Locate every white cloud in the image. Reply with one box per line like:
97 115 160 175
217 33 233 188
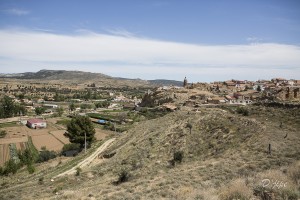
105 28 136 38
4 8 30 16
0 29 299 81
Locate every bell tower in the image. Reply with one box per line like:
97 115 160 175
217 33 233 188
183 77 188 88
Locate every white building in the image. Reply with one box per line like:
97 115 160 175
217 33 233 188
27 118 47 129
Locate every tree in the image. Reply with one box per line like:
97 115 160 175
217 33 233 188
56 107 64 117
0 96 15 118
14 103 27 116
37 148 57 162
65 115 96 148
35 107 46 115
2 159 19 175
18 148 36 165
69 102 76 112
18 93 25 99
95 101 110 108
257 85 261 92
186 123 193 134
0 130 7 138
62 143 81 152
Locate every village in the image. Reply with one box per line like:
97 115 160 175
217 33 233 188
0 76 300 167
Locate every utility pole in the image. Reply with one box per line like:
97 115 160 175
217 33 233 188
84 132 87 154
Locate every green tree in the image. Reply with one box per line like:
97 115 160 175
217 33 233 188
69 102 76 112
0 130 7 138
62 143 81 152
18 93 25 99
0 96 15 118
65 115 96 148
257 85 262 92
37 148 57 163
56 107 64 117
2 159 19 175
54 92 65 102
84 90 92 100
94 101 110 108
186 123 193 134
18 148 36 165
14 103 27 116
35 107 46 115
80 103 94 110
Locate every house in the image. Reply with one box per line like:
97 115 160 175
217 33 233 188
207 96 226 104
271 78 286 84
294 80 300 86
233 93 253 105
43 104 58 109
123 103 136 110
225 95 237 104
27 118 47 129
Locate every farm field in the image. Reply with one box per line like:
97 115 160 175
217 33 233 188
31 133 63 151
0 144 10 166
50 130 70 144
0 117 113 166
2 125 30 138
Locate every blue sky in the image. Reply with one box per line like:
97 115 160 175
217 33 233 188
0 0 300 82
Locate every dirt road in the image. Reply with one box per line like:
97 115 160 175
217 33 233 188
54 138 115 178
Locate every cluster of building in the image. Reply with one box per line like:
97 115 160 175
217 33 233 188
190 77 300 104
142 77 300 110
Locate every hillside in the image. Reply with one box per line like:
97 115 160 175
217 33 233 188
0 70 183 88
0 105 299 199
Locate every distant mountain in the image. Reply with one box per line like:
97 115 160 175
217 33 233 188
0 69 109 80
0 70 182 87
148 79 183 87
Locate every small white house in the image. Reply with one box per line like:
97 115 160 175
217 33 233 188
43 104 58 109
27 118 47 129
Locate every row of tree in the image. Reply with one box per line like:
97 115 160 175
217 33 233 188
0 146 57 176
0 96 27 118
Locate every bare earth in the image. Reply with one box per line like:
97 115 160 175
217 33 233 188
54 138 115 178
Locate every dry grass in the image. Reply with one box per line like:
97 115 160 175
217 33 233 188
219 178 254 200
287 161 300 186
0 105 299 200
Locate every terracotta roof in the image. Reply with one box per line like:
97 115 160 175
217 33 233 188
27 118 45 124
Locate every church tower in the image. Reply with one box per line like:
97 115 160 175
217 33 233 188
183 77 188 88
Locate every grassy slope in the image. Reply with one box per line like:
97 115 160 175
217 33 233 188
0 105 299 199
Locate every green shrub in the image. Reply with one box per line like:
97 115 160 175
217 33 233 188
53 186 63 194
236 107 249 116
38 177 44 184
2 159 20 175
173 151 184 163
0 130 7 138
27 164 35 174
116 168 130 184
62 143 81 152
38 149 57 163
75 167 82 176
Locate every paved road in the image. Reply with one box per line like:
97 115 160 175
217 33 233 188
54 138 115 178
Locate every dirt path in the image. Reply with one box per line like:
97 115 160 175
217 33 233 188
54 138 115 178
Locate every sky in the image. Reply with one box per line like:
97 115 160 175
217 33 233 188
0 0 300 82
